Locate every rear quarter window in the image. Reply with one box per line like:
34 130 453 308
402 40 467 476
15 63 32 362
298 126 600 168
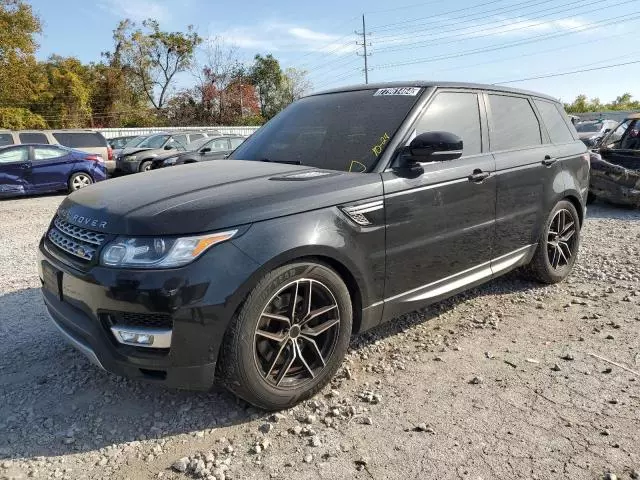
0 133 14 146
534 99 575 144
19 132 49 144
52 132 107 148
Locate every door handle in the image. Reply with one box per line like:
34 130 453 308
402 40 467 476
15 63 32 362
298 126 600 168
542 155 557 166
468 169 490 183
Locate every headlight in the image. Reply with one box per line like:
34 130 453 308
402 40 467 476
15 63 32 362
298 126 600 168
124 155 137 162
164 156 178 165
100 231 237 268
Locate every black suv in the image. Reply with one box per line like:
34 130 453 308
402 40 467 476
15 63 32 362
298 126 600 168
38 82 588 410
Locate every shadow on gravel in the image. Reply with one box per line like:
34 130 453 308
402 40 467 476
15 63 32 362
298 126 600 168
585 201 640 221
0 271 542 460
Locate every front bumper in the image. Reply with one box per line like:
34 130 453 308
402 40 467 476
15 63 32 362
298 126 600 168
115 158 141 174
38 236 260 390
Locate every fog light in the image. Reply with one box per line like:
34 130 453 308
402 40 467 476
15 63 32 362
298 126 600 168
111 326 172 349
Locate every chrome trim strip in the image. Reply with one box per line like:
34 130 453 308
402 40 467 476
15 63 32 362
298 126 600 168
47 313 106 370
385 244 534 303
110 326 172 349
432 150 462 156
385 177 468 198
343 200 383 213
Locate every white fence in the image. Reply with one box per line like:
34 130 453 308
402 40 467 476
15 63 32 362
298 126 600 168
96 126 260 139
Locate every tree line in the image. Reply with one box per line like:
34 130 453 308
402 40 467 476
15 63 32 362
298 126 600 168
0 0 311 129
564 93 640 114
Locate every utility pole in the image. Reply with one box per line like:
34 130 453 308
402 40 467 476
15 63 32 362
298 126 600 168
356 14 372 84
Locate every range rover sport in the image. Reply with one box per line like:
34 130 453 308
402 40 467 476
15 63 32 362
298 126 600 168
38 82 589 410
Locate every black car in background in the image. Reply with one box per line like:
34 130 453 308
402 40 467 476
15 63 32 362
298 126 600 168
150 136 246 169
38 82 588 410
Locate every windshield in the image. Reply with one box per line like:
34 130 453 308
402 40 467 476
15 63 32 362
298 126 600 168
576 122 601 133
124 135 148 148
603 120 631 147
229 88 423 172
137 134 169 149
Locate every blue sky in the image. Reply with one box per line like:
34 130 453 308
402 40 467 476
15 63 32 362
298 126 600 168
30 0 640 104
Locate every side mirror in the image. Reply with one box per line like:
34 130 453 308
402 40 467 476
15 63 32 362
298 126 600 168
407 131 463 161
200 147 211 154
164 144 174 150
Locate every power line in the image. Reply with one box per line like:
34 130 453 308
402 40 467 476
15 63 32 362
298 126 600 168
372 11 640 70
355 15 372 84
495 59 640 85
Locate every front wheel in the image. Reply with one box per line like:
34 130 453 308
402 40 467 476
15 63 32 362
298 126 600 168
68 172 93 192
217 262 353 410
525 200 581 284
139 161 152 172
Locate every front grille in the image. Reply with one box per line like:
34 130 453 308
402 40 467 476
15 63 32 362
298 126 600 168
47 216 106 262
103 311 173 329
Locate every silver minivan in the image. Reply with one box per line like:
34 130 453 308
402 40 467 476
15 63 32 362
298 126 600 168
0 130 114 174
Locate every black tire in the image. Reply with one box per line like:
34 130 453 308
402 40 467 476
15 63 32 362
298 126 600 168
217 262 353 410
525 200 581 284
68 172 93 193
139 161 152 172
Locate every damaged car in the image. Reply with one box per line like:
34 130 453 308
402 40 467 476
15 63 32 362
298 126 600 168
589 114 640 206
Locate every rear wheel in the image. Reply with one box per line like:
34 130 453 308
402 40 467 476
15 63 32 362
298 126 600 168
68 172 93 192
525 200 580 284
139 161 152 172
218 262 352 410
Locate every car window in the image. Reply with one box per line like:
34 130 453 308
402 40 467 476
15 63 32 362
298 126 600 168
19 132 48 144
534 100 575 144
0 134 14 146
488 95 542 151
575 122 600 133
189 134 204 141
172 135 188 147
0 146 29 163
414 91 482 156
620 120 640 150
605 120 630 147
125 136 148 148
210 139 230 151
33 146 66 160
52 132 106 148
138 135 169 149
229 137 245 149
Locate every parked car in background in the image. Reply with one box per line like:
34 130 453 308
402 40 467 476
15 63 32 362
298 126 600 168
575 119 618 147
116 131 221 174
108 135 138 150
150 136 246 169
0 129 114 174
0 144 106 198
39 81 587 410
589 114 640 206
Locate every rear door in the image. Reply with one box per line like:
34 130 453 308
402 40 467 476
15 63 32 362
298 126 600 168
0 146 32 195
30 146 73 192
487 93 561 263
382 89 496 319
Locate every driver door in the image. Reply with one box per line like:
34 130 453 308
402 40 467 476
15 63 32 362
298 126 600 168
382 90 496 321
0 146 32 196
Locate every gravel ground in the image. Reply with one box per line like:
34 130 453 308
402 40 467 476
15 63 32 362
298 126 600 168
1 194 639 480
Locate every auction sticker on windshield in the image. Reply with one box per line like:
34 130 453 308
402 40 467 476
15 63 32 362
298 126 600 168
374 87 420 96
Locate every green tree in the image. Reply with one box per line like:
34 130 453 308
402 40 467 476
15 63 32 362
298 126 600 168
279 67 311 105
0 107 45 128
115 19 201 111
250 54 283 119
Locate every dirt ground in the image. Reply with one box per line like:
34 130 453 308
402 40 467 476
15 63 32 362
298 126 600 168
0 195 639 480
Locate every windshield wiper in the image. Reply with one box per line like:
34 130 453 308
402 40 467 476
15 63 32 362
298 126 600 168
259 158 301 165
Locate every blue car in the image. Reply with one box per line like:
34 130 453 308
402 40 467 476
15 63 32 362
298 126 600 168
0 144 107 198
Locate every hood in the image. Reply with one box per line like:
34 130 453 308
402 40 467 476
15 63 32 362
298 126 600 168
57 160 383 235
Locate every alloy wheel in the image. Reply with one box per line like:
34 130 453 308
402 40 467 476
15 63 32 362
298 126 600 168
253 279 341 388
547 208 577 269
72 174 92 190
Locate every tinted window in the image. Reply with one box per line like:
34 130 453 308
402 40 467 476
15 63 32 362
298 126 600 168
489 95 541 151
415 92 482 156
34 146 66 160
534 100 575 144
230 89 423 172
52 132 106 148
189 133 204 141
138 135 169 149
620 119 640 150
19 132 48 144
229 137 245 149
209 139 230 151
0 146 29 163
0 134 14 146
172 135 188 147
